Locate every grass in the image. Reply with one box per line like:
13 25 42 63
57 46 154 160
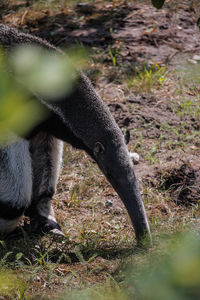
56 231 200 300
108 29 121 67
127 63 167 93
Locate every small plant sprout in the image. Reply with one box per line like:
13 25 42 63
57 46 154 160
128 63 167 93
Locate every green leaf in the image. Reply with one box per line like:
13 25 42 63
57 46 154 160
197 18 200 30
151 0 165 9
0 240 5 248
15 252 23 261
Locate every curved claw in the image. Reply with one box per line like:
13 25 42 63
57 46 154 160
30 215 63 236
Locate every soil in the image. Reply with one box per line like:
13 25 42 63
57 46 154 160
1 0 200 298
160 162 200 205
3 2 200 64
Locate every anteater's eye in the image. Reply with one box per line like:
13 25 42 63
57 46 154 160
93 142 105 155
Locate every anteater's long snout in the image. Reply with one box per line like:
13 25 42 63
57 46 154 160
94 142 151 243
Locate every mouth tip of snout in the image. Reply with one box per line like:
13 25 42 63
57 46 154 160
136 232 153 249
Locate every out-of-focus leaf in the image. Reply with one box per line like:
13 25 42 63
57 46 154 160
0 271 23 296
10 45 81 100
0 49 46 142
197 18 200 30
0 45 86 143
15 252 23 261
151 0 165 9
127 233 200 300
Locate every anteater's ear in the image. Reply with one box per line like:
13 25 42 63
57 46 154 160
93 142 105 155
124 130 130 145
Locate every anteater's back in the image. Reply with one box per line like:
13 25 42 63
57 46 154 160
0 24 58 51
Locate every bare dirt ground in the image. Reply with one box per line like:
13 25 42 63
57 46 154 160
1 0 200 299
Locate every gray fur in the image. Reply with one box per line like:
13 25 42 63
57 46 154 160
0 135 32 209
0 24 151 243
0 24 58 52
0 133 32 233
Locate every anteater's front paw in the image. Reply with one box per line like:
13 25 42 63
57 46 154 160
30 216 64 237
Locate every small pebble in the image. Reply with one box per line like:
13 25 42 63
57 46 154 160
193 55 200 61
129 152 140 164
105 199 113 207
188 58 197 64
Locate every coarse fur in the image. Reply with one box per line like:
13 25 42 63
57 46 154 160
0 24 151 243
0 137 32 208
0 133 32 232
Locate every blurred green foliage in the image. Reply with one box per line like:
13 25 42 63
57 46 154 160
0 50 45 143
59 233 200 300
151 0 165 9
0 45 84 143
0 270 24 297
130 233 200 300
10 46 78 100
